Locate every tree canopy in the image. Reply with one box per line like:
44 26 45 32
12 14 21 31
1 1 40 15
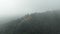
0 10 60 34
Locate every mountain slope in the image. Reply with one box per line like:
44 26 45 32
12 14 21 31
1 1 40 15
1 10 60 34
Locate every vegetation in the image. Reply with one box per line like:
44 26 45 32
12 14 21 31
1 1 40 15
0 10 60 34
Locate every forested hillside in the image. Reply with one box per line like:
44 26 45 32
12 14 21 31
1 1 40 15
0 10 60 34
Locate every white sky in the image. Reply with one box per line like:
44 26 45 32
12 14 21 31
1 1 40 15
0 0 27 15
0 0 60 15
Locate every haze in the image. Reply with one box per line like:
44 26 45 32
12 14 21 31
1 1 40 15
0 0 60 24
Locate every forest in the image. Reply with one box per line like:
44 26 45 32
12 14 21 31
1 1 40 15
0 10 60 34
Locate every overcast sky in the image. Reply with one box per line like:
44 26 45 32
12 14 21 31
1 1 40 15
0 0 60 15
0 0 60 23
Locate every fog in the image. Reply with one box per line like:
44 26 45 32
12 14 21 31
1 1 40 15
0 0 60 24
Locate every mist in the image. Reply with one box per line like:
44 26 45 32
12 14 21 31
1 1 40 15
0 0 60 24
